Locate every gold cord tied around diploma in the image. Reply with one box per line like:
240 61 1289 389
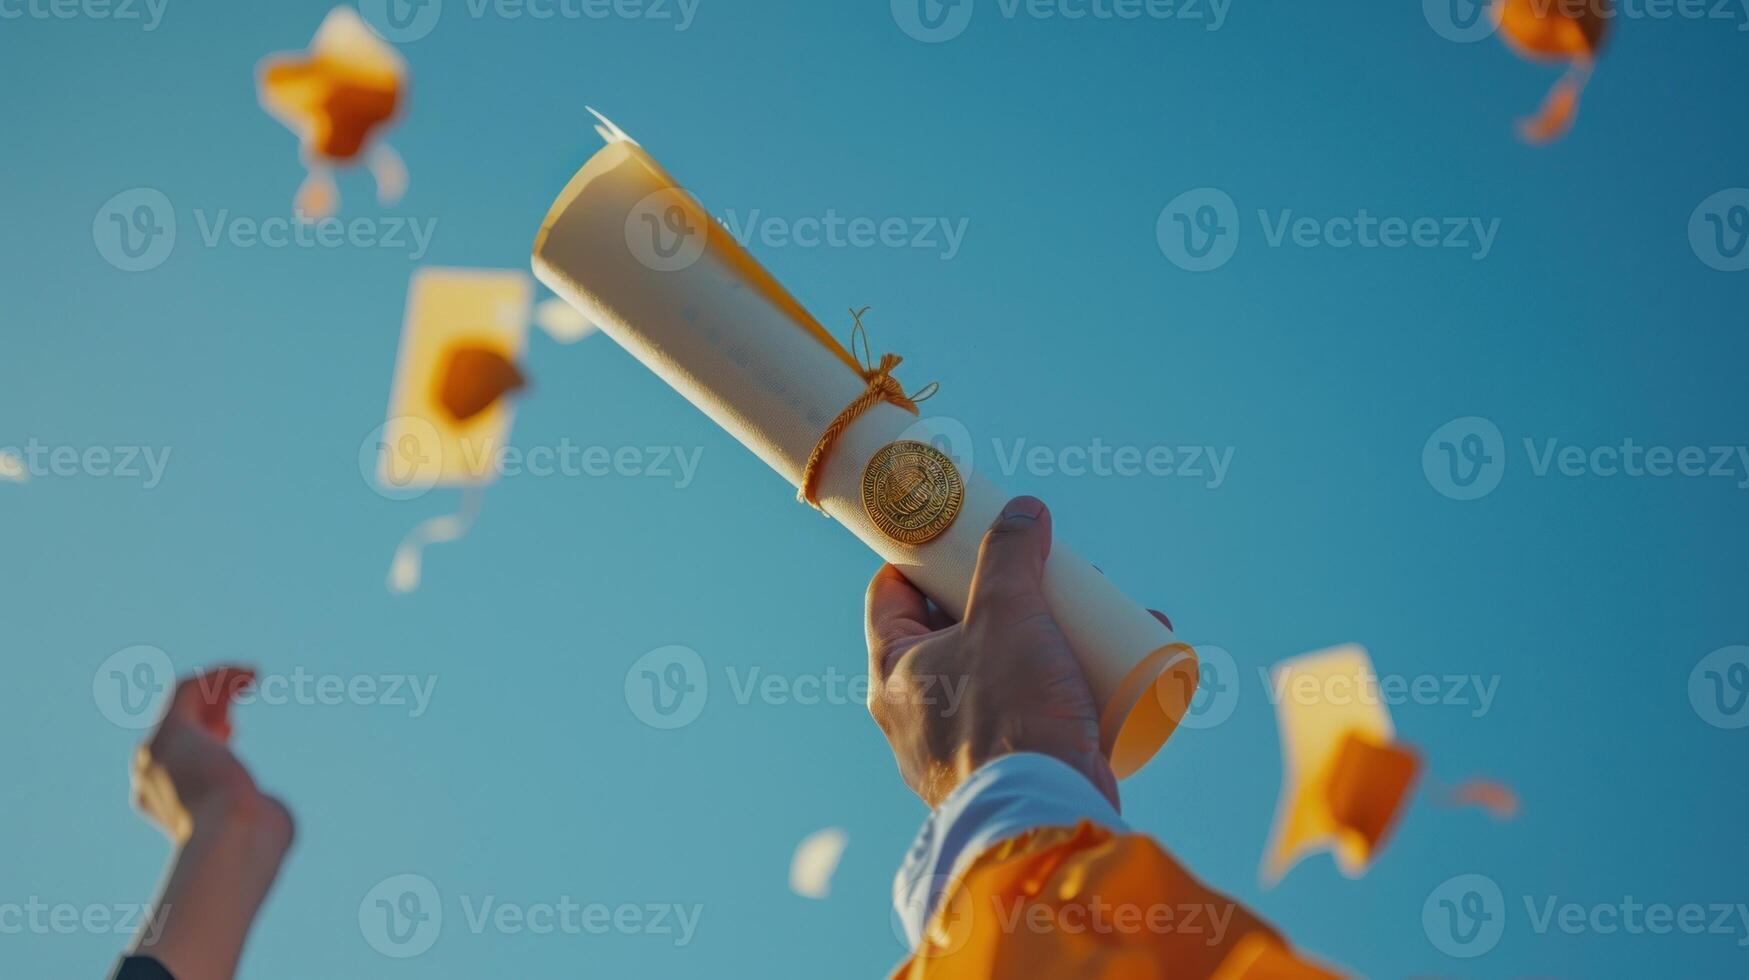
798 308 939 511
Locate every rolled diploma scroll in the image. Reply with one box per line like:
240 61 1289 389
532 126 1196 777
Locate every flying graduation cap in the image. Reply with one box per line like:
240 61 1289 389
258 6 409 218
1494 0 1611 142
376 268 531 593
374 268 602 593
1261 645 1421 885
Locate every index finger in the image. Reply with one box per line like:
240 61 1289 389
865 564 931 682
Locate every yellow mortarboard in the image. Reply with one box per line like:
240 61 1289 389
378 268 533 593
1261 644 1420 885
257 6 408 217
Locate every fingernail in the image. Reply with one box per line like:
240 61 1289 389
1000 496 1045 521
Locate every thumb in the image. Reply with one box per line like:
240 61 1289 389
965 496 1053 625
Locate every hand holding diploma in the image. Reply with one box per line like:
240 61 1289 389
532 112 1196 777
867 497 1172 809
875 529 1333 975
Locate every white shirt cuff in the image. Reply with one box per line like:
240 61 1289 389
892 753 1125 949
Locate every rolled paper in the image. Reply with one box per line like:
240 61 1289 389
530 115 1196 777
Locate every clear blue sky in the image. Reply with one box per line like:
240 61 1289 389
3 0 1747 976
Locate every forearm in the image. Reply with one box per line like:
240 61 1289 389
131 790 294 980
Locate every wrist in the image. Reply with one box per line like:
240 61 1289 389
955 717 1117 811
189 788 296 858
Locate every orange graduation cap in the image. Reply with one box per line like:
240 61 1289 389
258 6 408 218
376 268 533 593
1493 0 1611 143
1261 644 1420 885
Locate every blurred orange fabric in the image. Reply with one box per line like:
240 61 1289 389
1496 0 1609 59
891 822 1338 979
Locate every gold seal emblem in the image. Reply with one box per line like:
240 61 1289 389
862 440 965 546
